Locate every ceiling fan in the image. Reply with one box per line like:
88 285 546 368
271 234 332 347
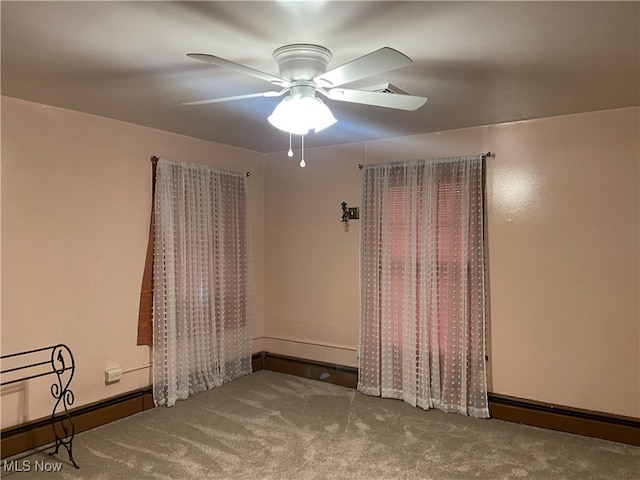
183 44 427 125
183 44 427 166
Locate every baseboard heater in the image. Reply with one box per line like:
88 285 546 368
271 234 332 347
1 385 153 460
258 352 639 446
2 351 637 460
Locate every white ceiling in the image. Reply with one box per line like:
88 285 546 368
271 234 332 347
2 1 638 153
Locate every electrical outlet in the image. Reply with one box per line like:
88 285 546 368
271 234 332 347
104 368 123 384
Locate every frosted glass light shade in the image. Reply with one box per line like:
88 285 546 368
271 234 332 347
268 95 337 135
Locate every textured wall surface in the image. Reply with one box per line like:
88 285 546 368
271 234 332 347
1 97 266 428
264 107 639 417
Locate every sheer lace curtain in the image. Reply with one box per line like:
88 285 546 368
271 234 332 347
358 155 489 418
152 159 252 407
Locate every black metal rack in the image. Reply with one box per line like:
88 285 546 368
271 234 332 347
1 344 79 468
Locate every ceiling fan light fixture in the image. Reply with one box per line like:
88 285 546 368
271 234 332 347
268 96 308 134
268 95 337 135
304 96 337 132
268 97 309 134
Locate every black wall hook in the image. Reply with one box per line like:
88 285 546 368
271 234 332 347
341 202 359 222
341 201 349 222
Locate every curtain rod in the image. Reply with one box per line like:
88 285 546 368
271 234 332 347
150 155 250 176
357 151 495 170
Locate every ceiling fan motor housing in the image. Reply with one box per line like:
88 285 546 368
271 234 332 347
273 44 332 81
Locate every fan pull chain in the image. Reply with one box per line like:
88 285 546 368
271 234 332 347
300 134 306 167
288 132 294 157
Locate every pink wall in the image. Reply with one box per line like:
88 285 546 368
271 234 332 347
1 97 265 428
264 107 639 418
2 96 637 426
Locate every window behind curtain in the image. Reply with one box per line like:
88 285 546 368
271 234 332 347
151 159 252 407
358 156 488 418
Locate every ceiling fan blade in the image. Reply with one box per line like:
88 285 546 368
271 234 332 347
187 53 290 87
326 88 427 111
182 89 288 106
314 47 412 88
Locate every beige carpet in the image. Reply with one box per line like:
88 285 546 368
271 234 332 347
2 371 638 479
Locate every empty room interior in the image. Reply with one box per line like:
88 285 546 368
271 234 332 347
1 2 638 479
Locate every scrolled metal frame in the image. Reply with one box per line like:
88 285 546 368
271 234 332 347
48 345 78 468
0 344 79 469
